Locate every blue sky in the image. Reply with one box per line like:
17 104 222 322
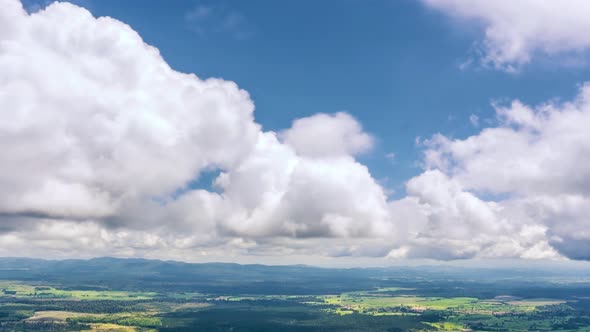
4 0 590 263
23 0 590 196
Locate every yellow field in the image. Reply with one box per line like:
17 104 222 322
326 293 478 313
83 323 147 331
26 311 102 322
507 299 567 306
427 321 467 331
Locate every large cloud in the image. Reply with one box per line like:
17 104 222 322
0 0 260 221
0 0 396 261
390 170 560 260
424 91 590 196
424 0 590 70
403 84 590 260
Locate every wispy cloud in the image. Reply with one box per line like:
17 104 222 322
469 114 479 127
385 152 396 163
185 3 254 40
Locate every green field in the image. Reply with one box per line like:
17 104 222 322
0 281 155 301
1 280 587 331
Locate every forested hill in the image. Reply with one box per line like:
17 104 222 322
0 257 382 294
1 257 590 297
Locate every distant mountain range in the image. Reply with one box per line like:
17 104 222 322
1 257 590 295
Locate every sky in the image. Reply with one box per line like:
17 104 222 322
1 0 590 266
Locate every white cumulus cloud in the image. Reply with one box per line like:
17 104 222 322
0 0 395 262
0 0 260 221
407 83 590 260
424 0 590 70
281 112 374 158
